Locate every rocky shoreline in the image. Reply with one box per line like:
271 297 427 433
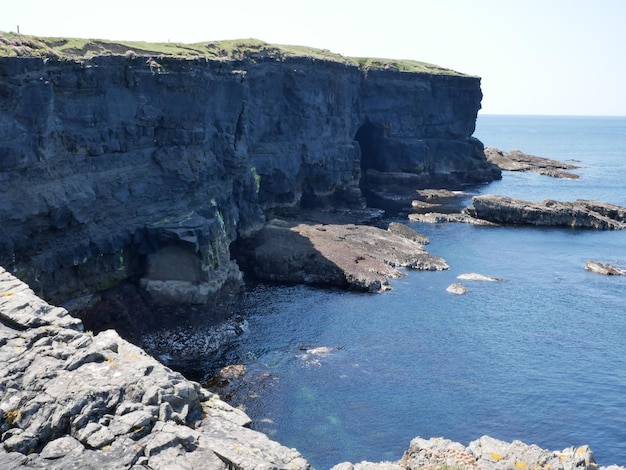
333 435 625 470
1 37 625 470
3 267 626 469
0 267 309 469
0 37 499 314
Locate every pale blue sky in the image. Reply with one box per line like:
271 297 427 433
2 0 625 116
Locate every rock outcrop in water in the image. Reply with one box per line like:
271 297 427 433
467 196 626 229
484 147 580 179
0 267 309 469
238 219 448 292
0 35 500 312
585 260 626 276
411 195 626 230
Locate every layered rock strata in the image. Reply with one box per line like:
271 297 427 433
0 37 499 309
0 267 309 469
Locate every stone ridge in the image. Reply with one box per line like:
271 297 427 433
0 45 498 308
410 195 626 230
0 266 311 469
484 147 580 179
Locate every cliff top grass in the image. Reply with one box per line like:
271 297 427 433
0 31 467 76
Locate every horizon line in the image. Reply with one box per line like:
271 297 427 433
478 112 626 118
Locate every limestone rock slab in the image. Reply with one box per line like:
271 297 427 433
244 219 448 292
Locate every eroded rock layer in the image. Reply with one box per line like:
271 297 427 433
484 147 580 179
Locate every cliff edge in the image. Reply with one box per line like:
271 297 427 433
0 33 499 312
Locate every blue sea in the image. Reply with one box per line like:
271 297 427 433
211 115 626 469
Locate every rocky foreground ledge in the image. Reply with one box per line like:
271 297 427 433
0 267 309 469
2 267 625 469
332 435 625 470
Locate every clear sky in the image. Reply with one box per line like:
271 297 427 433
2 0 625 116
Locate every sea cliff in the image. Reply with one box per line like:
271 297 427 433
0 34 499 312
2 34 625 470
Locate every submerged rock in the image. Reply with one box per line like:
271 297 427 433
446 282 469 295
457 273 505 282
585 260 626 276
296 346 342 367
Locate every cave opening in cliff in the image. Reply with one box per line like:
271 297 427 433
355 121 387 173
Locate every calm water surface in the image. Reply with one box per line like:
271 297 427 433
210 115 626 469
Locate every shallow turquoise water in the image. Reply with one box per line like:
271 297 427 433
211 116 626 469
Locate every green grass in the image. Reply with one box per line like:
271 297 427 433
355 56 462 75
0 31 467 76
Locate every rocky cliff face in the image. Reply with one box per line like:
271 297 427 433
0 48 499 308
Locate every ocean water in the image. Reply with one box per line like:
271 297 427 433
208 115 626 469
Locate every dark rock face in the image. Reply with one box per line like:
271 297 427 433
0 56 262 308
0 53 496 307
356 70 500 187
